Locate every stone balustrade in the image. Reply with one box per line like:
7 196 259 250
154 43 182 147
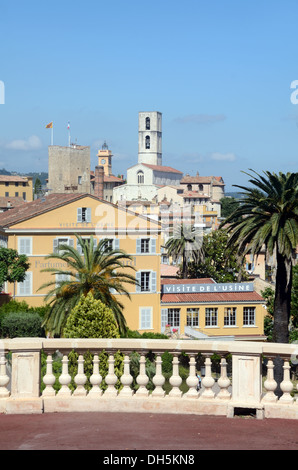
0 338 297 419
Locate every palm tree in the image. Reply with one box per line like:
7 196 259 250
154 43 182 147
165 224 203 278
222 170 298 344
38 234 137 336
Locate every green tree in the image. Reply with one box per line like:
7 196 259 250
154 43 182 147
33 177 42 197
186 229 248 282
63 292 120 339
221 170 298 395
0 247 30 293
38 234 137 337
165 225 203 278
220 196 240 218
63 292 123 392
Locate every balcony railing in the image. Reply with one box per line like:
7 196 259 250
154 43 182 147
0 338 297 419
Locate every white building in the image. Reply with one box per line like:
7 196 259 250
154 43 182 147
113 112 182 203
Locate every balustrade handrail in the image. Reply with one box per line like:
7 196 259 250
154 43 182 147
2 337 298 358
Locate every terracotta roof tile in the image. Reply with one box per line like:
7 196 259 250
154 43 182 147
161 291 263 303
142 164 183 174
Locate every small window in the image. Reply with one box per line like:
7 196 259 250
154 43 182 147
77 207 91 223
140 272 150 292
15 192 19 197
137 171 144 184
78 176 82 185
140 307 152 329
187 308 199 327
53 237 74 253
18 237 32 255
145 117 150 130
17 272 32 296
205 308 218 326
224 307 237 326
5 182 9 187
243 307 255 326
23 192 26 200
141 239 150 253
15 182 19 187
5 192 9 197
145 135 150 149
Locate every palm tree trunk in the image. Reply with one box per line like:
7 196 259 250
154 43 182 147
272 253 292 397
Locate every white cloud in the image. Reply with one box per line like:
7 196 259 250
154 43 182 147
6 135 42 151
210 152 236 162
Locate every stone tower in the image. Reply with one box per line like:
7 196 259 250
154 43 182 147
48 145 90 194
138 111 162 166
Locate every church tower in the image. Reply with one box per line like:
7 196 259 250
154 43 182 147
138 111 162 166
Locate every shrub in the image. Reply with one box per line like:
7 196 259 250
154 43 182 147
1 312 45 338
63 292 123 392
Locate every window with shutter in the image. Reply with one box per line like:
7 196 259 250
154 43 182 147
17 272 32 296
140 307 152 329
18 237 32 255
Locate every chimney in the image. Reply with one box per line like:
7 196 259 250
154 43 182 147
94 165 104 199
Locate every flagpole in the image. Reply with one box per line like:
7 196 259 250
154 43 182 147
68 121 70 147
51 125 53 146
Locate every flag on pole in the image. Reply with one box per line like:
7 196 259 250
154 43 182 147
67 121 70 130
46 122 53 129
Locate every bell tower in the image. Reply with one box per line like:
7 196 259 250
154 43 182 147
138 111 162 166
97 141 112 176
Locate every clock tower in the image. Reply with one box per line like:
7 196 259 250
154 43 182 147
97 141 112 176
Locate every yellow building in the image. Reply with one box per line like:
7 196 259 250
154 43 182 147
0 193 266 339
0 193 162 332
161 278 266 340
0 175 33 202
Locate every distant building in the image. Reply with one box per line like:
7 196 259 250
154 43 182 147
0 175 33 202
48 145 91 194
47 142 124 201
113 112 183 203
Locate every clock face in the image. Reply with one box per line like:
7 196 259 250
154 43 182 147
101 159 106 164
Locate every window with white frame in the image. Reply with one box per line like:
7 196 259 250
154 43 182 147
17 272 32 296
187 308 199 327
243 307 255 326
136 238 156 254
168 308 180 328
136 270 157 293
77 237 97 255
205 307 218 326
140 307 152 329
77 207 91 223
53 237 74 253
56 273 70 286
18 237 32 255
224 307 237 326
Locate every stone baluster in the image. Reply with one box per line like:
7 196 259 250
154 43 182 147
104 352 118 397
57 353 72 397
0 352 10 398
200 355 215 399
262 358 278 403
88 353 102 398
42 353 56 397
279 358 294 404
152 354 165 398
119 354 133 397
135 353 149 397
217 357 231 400
73 354 87 396
169 353 182 398
184 354 198 398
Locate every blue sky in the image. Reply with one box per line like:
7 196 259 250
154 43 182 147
0 0 297 191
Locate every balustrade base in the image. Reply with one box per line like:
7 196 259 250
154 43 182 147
1 397 43 415
263 403 298 420
41 395 229 416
